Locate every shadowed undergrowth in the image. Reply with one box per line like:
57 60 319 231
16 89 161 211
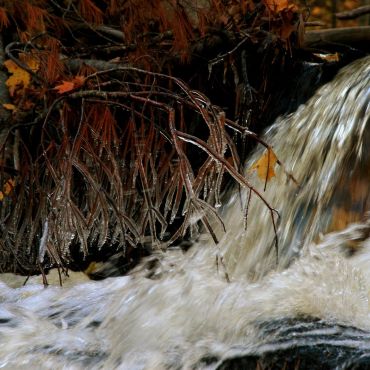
0 66 278 274
0 0 306 275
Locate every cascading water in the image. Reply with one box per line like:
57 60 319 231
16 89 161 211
0 56 369 369
212 55 370 281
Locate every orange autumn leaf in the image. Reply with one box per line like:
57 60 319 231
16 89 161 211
3 178 15 194
4 54 39 97
2 103 16 111
54 81 75 94
313 52 340 63
0 178 15 201
250 148 278 182
54 76 85 94
264 0 287 12
264 0 296 13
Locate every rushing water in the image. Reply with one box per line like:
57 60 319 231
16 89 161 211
0 57 369 369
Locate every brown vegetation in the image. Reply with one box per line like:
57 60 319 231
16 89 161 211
0 0 367 276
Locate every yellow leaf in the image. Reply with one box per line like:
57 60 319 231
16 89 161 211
0 178 15 201
3 178 15 195
4 54 39 97
250 148 278 182
4 60 29 96
2 103 16 110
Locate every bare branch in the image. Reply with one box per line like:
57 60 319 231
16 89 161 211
336 6 370 20
304 26 370 47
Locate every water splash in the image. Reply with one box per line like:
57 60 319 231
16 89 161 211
213 56 370 280
0 56 369 369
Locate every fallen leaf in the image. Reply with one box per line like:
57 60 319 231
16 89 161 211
264 0 297 13
4 54 39 97
4 59 30 97
0 178 15 201
264 0 288 13
54 80 75 94
3 178 15 195
72 75 85 88
3 103 16 110
313 52 340 63
54 75 85 94
250 148 278 182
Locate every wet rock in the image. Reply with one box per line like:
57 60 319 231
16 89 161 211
218 318 370 370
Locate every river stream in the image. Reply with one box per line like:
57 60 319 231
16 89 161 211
0 56 369 369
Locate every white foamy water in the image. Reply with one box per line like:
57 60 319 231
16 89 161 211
0 56 369 369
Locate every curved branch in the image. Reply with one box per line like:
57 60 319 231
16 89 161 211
336 6 370 20
304 26 370 48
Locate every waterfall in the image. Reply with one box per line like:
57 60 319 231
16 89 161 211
211 55 370 281
0 56 369 369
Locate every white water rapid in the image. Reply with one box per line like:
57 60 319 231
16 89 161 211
0 56 369 369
